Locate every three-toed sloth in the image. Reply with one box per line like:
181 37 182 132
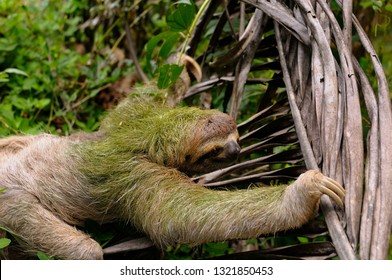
0 90 344 259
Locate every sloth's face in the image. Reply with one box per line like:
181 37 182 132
180 112 241 175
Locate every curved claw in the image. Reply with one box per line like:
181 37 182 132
319 177 345 208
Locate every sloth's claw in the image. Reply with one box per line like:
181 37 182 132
316 173 345 208
299 170 345 208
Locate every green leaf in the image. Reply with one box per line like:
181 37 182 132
0 73 9 83
385 4 392 12
0 238 11 249
159 34 182 60
145 31 181 62
0 104 15 123
157 64 184 89
10 96 32 111
4 68 29 77
34 98 51 109
166 1 196 32
359 1 374 8
0 68 28 83
297 236 309 244
37 251 55 260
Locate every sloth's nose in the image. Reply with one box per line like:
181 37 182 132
224 141 241 160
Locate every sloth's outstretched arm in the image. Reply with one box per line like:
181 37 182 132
107 161 344 248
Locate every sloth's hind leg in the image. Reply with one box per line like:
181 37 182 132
0 190 103 260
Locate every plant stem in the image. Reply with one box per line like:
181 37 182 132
177 0 211 64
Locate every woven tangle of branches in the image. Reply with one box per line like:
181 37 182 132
182 0 391 260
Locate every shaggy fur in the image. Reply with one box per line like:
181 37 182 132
0 94 345 260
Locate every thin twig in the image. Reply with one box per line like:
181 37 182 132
124 20 149 83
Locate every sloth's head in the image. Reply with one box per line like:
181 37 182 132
178 111 240 175
97 95 241 175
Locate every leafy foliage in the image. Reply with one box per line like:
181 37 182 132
0 0 132 136
145 0 197 89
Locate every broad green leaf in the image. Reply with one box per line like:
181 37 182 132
157 64 184 89
145 31 180 63
4 68 28 76
0 238 11 249
159 33 182 60
166 2 196 32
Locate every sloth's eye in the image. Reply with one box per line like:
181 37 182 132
209 147 224 157
196 147 224 163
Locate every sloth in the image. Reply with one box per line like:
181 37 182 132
0 90 345 260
